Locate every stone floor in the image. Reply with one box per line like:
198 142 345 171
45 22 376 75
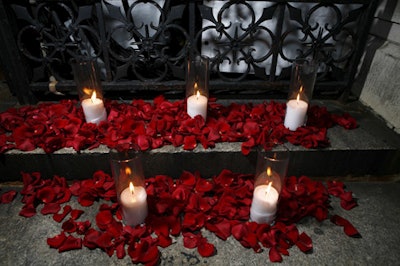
0 180 399 265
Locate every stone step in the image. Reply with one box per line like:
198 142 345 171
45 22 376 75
1 100 399 181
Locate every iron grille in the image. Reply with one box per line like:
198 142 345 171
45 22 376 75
0 0 378 103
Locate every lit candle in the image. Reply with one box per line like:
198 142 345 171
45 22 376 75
187 85 208 120
250 182 279 224
250 168 279 224
120 181 148 227
81 90 107 124
284 91 308 131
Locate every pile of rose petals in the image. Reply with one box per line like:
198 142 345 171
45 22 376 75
0 96 357 155
0 170 360 264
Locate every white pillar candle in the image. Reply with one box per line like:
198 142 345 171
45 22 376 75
250 183 279 224
284 95 308 131
81 91 107 125
120 182 148 227
187 91 208 120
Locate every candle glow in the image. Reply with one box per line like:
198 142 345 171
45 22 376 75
266 167 272 177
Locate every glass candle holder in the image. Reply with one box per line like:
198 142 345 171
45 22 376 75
186 55 209 120
71 58 107 125
284 58 317 131
110 146 148 227
250 145 289 224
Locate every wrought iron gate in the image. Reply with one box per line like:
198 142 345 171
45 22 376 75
0 0 378 104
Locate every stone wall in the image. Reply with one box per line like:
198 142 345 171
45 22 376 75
355 0 400 134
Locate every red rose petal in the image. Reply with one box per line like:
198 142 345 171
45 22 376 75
37 187 56 203
330 215 361 238
183 232 199 249
0 190 17 203
78 191 96 207
71 209 85 220
47 232 67 249
128 239 160 264
115 241 126 259
76 220 91 235
137 134 150 150
197 238 215 257
96 232 114 249
58 235 82 252
157 234 172 248
62 218 77 233
96 210 113 230
180 171 197 187
182 212 204 231
183 135 197 150
195 178 214 193
295 232 313 253
241 137 255 155
83 229 102 249
214 169 234 187
41 202 61 215
269 246 283 262
53 205 72 223
206 219 231 241
341 199 358 211
19 204 37 217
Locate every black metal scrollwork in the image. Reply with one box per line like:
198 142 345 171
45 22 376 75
12 3 100 81
104 0 188 82
199 1 278 82
4 0 377 100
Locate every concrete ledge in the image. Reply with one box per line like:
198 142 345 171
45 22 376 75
1 100 399 181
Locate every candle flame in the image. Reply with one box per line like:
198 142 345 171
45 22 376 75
296 86 303 104
129 182 135 195
91 91 97 103
266 167 272 177
196 90 200 100
265 182 272 196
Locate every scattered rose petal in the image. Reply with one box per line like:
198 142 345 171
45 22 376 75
295 232 313 253
0 190 17 203
19 204 37 218
53 205 72 223
58 235 82 252
71 209 85 220
197 238 215 257
330 215 361 238
269 246 283 262
47 232 67 249
41 203 61 215
4 169 361 263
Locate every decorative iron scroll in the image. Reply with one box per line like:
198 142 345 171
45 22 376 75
1 0 378 102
